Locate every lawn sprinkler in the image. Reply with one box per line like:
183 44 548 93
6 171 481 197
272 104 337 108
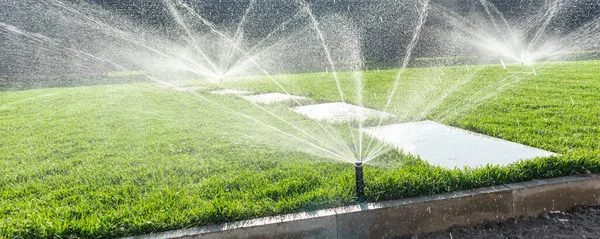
355 162 365 203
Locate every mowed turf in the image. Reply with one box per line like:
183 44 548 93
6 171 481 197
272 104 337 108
1 60 600 238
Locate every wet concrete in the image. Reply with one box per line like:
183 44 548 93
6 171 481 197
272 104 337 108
362 121 556 168
175 85 209 92
292 102 394 123
209 89 253 95
242 93 308 104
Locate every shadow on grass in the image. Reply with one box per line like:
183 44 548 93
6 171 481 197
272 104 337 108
0 72 150 92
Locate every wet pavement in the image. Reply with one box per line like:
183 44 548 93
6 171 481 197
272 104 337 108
363 121 556 168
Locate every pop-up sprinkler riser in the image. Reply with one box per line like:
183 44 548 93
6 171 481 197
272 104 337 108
355 162 365 203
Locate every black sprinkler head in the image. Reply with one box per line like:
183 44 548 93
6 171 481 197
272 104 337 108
355 162 365 203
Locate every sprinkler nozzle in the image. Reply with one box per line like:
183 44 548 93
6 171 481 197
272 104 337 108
355 162 365 203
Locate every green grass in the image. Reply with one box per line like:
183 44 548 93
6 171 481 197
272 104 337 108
1 60 600 238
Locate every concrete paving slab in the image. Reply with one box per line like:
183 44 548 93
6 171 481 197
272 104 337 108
242 93 308 105
175 85 209 92
210 89 254 96
292 102 394 123
362 120 556 168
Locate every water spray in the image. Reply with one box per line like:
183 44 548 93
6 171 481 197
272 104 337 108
217 72 226 83
354 162 365 203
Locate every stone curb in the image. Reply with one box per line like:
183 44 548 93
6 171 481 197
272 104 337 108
125 174 600 239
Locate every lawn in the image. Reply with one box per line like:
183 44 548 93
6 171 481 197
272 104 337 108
1 60 599 238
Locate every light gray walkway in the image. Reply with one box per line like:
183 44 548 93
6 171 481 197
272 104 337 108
362 120 556 168
210 89 254 96
292 102 394 123
243 93 307 105
175 86 209 92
